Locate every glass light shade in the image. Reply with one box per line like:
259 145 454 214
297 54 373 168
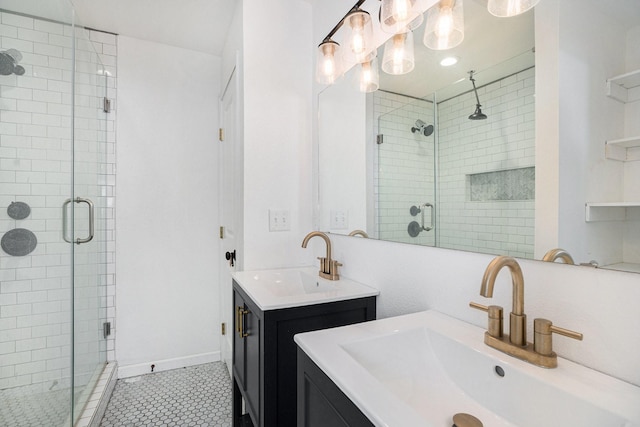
316 40 343 85
355 57 380 93
423 0 464 50
344 9 374 63
380 0 421 34
381 31 415 75
487 0 540 17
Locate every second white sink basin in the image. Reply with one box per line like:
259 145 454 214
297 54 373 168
232 267 379 311
295 310 640 427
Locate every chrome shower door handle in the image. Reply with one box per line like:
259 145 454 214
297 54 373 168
62 197 95 244
423 203 434 231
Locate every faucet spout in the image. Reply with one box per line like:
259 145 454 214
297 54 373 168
480 256 526 345
542 248 575 264
480 255 524 315
302 231 341 280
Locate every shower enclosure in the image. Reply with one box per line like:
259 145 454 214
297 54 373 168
375 52 536 258
0 1 109 425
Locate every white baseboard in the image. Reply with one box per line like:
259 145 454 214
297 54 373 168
117 351 220 379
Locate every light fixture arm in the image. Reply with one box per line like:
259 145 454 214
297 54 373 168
320 0 368 45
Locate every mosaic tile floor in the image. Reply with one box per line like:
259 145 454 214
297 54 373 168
0 387 71 427
100 362 232 427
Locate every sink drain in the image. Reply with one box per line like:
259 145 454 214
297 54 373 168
452 412 483 427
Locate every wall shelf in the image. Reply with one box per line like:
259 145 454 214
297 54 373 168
585 202 640 222
602 262 640 274
605 136 640 161
606 69 640 103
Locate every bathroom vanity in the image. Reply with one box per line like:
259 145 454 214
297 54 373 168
295 310 640 427
231 267 378 427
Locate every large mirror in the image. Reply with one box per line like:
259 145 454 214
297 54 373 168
317 0 640 273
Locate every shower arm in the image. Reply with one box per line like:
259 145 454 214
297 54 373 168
470 76 482 106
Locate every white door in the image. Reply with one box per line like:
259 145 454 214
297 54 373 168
219 68 242 377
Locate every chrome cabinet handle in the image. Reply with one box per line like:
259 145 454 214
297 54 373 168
62 197 95 244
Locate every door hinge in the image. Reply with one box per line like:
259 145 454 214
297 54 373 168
219 226 224 239
376 134 384 145
103 321 111 338
219 128 224 141
221 322 226 335
103 97 111 113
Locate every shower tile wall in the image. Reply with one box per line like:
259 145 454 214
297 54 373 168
0 10 117 396
437 67 535 258
373 91 435 246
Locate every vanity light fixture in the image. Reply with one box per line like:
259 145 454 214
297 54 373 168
316 40 343 85
315 0 368 84
487 0 540 17
381 30 415 75
344 8 375 63
380 0 422 34
355 56 380 92
423 0 464 50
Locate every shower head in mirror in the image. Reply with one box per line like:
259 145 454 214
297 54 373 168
411 119 434 136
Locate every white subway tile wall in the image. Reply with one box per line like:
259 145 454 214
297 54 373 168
438 68 535 258
372 67 534 257
0 10 116 401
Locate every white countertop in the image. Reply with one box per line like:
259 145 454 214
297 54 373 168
295 310 640 427
231 266 379 311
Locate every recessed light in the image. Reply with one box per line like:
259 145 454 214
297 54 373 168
440 56 458 67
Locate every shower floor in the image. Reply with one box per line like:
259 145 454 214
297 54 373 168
99 362 231 427
0 387 72 427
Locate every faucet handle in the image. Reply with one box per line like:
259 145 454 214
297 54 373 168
469 302 503 338
534 318 583 356
316 257 328 273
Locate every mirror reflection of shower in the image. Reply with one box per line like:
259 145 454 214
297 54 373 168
468 70 488 120
411 119 434 136
0 49 25 76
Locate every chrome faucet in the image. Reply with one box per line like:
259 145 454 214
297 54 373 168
471 255 583 368
301 231 342 280
542 248 575 264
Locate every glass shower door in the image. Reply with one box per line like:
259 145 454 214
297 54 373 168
69 24 108 424
376 94 437 246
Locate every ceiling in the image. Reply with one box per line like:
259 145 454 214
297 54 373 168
70 0 237 55
0 0 237 56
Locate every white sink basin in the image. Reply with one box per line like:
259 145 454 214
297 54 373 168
232 267 379 311
295 310 640 427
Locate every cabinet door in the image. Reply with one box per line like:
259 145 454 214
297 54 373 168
244 306 260 422
233 291 246 389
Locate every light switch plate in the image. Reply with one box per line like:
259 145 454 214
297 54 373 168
330 210 348 230
269 209 290 231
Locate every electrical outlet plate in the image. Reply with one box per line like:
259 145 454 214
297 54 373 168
269 209 290 231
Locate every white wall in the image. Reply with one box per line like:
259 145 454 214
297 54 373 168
318 79 368 235
116 36 220 376
241 0 314 270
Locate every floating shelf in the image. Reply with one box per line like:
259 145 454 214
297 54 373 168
605 136 640 161
601 262 640 274
606 69 640 103
585 202 640 222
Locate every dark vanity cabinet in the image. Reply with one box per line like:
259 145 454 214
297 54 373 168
232 280 376 427
297 349 374 427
